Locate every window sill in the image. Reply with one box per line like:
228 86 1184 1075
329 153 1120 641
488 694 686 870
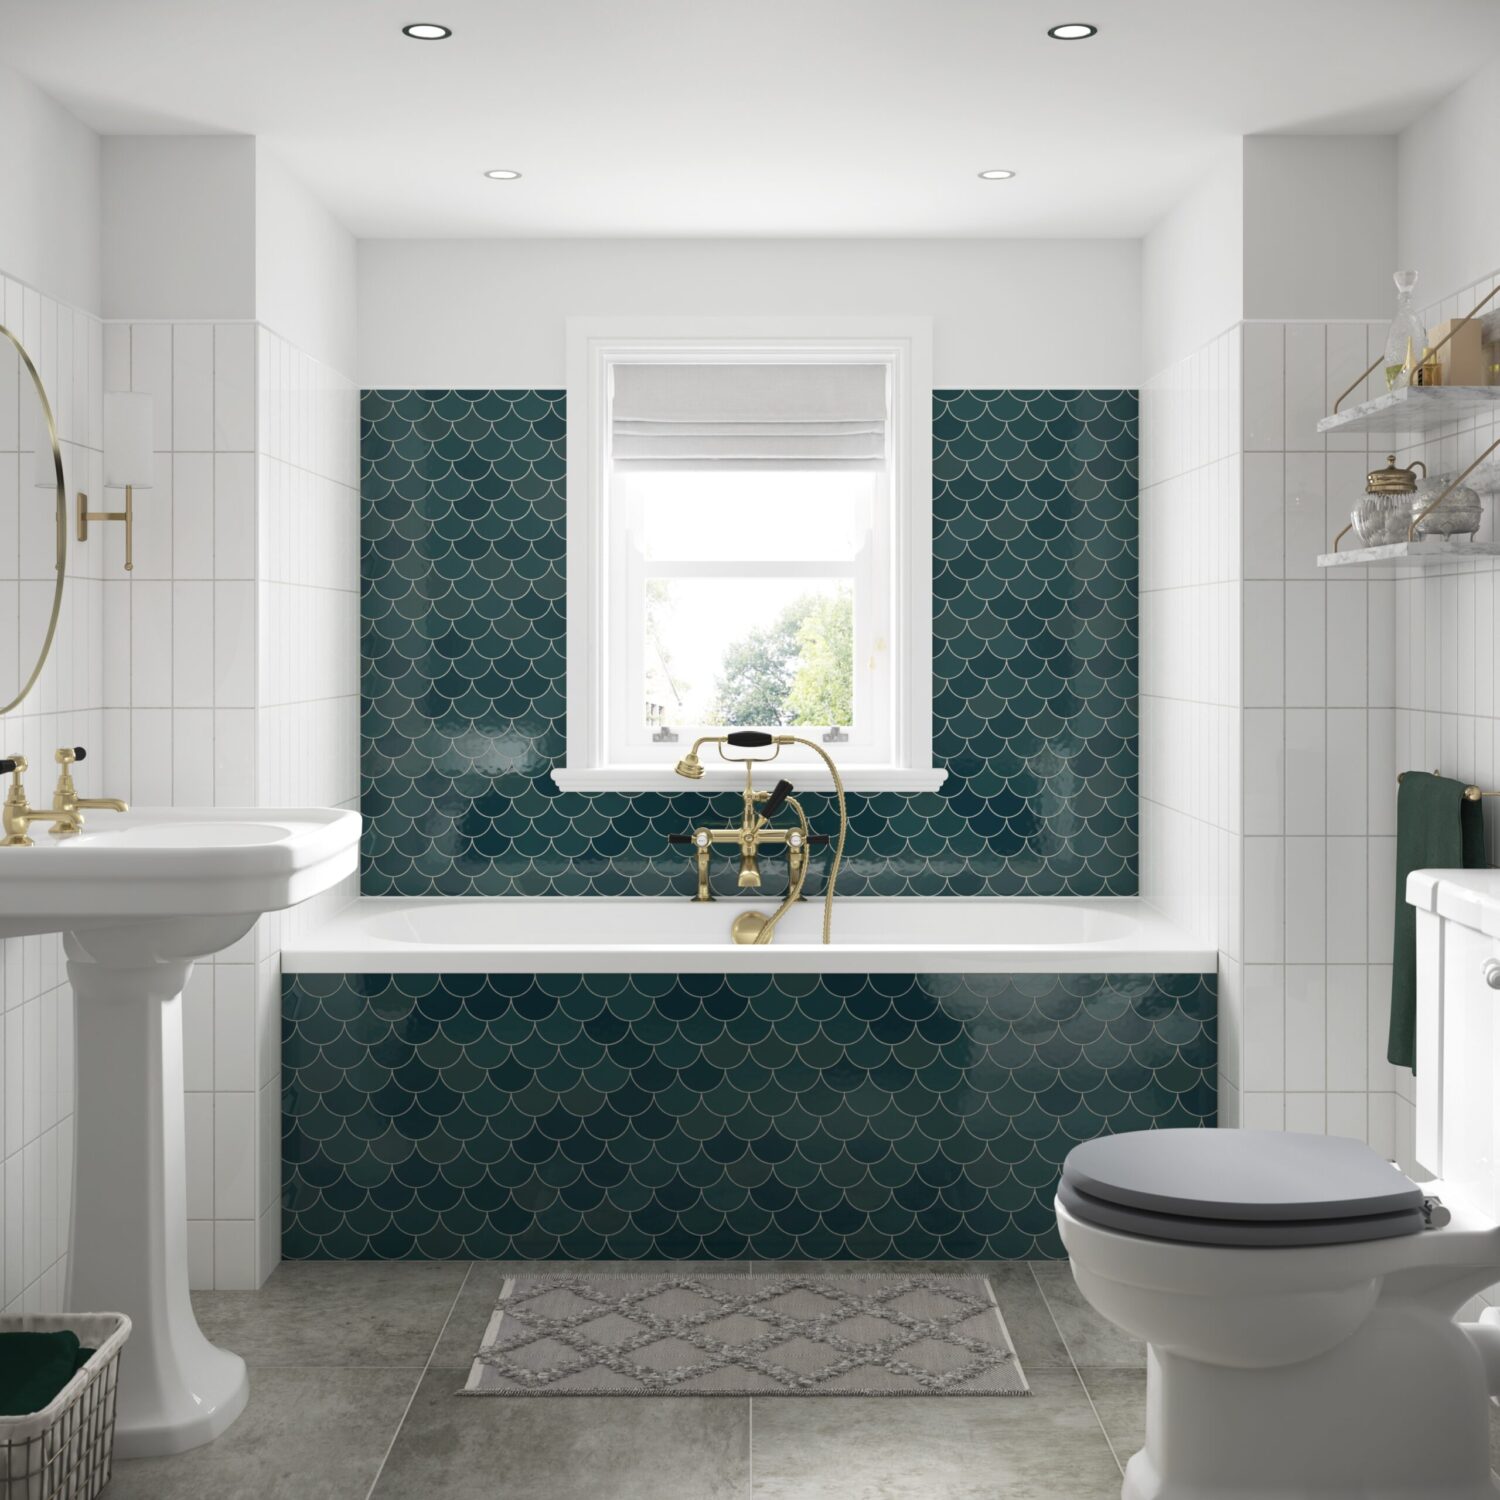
549 765 949 794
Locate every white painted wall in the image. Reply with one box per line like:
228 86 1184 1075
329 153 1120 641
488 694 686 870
1141 145 1243 379
0 62 101 314
1399 58 1500 301
357 237 1142 389
1242 136 1396 323
255 151 358 379
1143 136 1396 381
101 137 256 322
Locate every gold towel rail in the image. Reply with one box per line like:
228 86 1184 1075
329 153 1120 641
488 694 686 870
1397 770 1499 803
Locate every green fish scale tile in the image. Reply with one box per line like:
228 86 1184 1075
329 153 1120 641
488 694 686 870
284 970 1214 1260
360 389 1137 897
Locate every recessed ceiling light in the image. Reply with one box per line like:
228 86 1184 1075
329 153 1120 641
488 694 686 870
402 23 451 39
484 169 522 180
978 169 1016 180
1048 22 1097 39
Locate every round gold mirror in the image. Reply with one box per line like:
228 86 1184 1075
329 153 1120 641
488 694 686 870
0 323 67 717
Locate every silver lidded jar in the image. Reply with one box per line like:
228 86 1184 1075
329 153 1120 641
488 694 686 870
1412 473 1484 538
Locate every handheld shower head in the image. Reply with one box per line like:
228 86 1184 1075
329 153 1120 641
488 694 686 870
674 751 705 779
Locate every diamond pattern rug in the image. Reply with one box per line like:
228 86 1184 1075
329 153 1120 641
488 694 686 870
462 1272 1029 1397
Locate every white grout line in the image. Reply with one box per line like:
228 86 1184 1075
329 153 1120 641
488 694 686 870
363 1261 474 1500
1028 1264 1127 1479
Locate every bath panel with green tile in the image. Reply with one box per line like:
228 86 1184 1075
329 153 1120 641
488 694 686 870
361 389 1137 898
282 971 1214 1262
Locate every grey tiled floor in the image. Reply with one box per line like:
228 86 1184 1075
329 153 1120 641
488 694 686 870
102 1259 1145 1500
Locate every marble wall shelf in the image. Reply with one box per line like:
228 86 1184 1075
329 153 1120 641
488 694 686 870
1318 538 1500 569
1317 385 1500 436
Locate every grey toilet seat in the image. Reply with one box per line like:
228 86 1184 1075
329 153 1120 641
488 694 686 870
1059 1130 1427 1248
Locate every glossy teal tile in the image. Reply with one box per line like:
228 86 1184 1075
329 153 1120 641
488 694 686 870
283 971 1213 1261
360 390 1138 897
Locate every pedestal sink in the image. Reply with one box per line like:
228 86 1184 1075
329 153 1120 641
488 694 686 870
0 807 360 1457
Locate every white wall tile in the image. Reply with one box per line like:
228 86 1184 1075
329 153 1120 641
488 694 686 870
171 326 214 453
213 326 256 453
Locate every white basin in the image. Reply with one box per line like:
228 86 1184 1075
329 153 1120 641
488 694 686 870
0 805 361 1457
0 806 361 938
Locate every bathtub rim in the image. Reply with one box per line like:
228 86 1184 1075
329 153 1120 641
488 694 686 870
281 895 1217 975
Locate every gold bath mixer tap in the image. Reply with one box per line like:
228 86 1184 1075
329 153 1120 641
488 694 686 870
669 731 848 946
0 747 128 847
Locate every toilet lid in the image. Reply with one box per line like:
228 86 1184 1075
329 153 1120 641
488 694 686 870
1059 1130 1427 1247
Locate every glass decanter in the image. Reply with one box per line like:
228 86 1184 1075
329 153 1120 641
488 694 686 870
1383 270 1430 391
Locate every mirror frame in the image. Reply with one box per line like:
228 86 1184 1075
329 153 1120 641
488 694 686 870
0 323 67 717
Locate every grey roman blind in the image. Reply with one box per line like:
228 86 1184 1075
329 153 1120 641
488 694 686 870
611 363 887 471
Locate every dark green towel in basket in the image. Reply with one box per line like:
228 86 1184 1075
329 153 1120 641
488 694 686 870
0 1331 94 1416
1388 772 1488 1072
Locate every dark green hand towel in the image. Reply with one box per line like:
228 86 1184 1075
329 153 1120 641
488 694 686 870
0 1330 93 1416
1388 771 1488 1072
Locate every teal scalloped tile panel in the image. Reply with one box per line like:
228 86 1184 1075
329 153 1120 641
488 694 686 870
282 971 1214 1261
361 389 1138 897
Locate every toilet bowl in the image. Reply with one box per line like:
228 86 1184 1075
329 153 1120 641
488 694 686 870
1057 1128 1500 1499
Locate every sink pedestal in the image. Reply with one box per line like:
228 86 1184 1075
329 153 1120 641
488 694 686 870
66 916 256 1458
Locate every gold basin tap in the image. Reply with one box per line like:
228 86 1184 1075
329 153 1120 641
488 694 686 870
48 746 129 836
670 731 848 946
0 747 128 847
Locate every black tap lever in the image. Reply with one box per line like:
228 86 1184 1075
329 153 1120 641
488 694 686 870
760 780 793 820
726 731 774 748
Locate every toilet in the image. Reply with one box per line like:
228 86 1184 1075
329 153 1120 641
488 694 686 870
1057 867 1500 1500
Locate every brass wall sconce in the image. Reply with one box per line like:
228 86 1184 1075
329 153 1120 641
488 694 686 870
79 392 154 572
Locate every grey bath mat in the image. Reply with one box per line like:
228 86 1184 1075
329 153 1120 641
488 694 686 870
462 1272 1029 1397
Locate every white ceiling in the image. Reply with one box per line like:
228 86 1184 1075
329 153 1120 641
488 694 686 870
6 0 1500 240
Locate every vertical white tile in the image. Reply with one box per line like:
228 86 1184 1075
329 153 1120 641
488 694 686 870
1283 708 1326 836
1243 965 1286 1091
1242 324 1285 452
182 963 215 1092
1285 836 1326 963
1327 582 1368 708
213 708 257 805
1243 709 1284 835
214 1219 258 1291
171 582 214 707
184 1093 214 1220
213 453 256 580
187 1221 214 1292
1285 583 1326 708
130 708 173 804
213 965 256 1092
171 325 214 452
1244 837 1286 963
1242 452 1284 580
171 453 214 580
1327 836 1369 965
130 583 173 707
1284 964 1327 1092
1283 324 1326 453
1243 582 1285 707
213 1092 257 1220
213 582 256 708
129 325 173 449
213 325 256 452
171 708 215 804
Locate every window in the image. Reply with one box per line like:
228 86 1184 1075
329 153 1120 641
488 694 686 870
556 319 943 792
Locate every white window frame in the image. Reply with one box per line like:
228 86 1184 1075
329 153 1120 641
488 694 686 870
553 316 945 793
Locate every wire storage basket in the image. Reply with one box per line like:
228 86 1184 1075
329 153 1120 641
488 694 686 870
0 1314 130 1500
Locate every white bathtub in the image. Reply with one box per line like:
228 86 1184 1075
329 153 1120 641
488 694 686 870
281 896 1214 975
